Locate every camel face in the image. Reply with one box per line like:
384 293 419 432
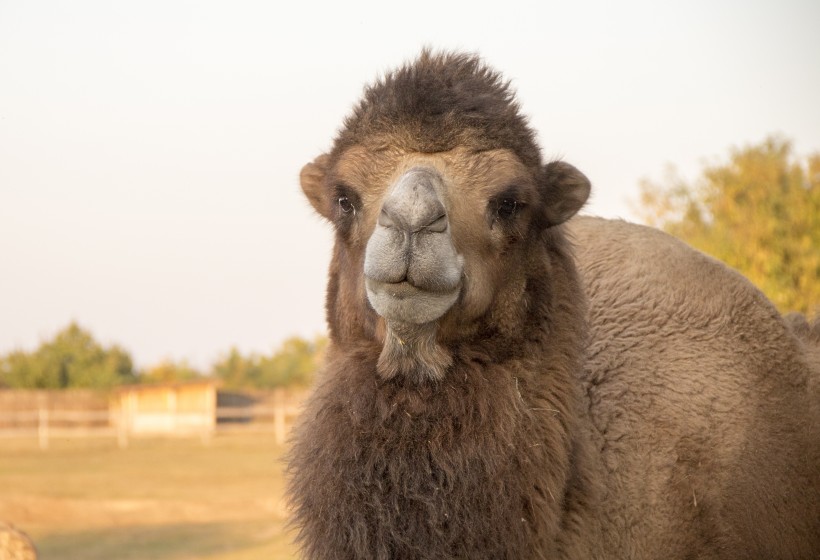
299 52 589 381
348 146 541 330
305 141 581 380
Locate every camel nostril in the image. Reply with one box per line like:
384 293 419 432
377 166 449 234
423 214 448 233
378 209 397 229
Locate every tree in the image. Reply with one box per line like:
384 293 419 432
0 350 39 389
140 359 201 384
0 322 136 389
211 335 328 389
212 347 261 389
257 336 327 388
637 137 819 315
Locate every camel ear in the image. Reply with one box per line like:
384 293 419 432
541 161 590 226
300 153 332 220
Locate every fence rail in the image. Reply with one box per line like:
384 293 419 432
0 406 302 449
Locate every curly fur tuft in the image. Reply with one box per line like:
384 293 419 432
334 50 542 169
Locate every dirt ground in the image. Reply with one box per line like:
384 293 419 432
0 434 299 560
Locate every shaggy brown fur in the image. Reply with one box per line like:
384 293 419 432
287 50 820 559
333 50 542 170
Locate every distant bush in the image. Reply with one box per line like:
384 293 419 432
213 335 327 390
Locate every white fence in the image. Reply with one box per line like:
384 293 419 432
0 405 302 449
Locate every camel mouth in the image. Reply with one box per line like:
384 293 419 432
365 277 461 325
381 280 423 299
379 279 458 298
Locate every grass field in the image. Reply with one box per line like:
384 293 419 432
0 433 299 559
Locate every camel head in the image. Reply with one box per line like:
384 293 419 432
300 51 590 381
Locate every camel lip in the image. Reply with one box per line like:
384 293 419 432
364 277 462 324
365 278 462 299
382 281 421 299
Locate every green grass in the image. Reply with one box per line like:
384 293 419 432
0 434 300 560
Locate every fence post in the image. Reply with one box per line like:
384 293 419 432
117 406 129 449
200 385 216 446
38 407 49 450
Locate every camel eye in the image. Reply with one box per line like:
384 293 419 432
497 198 518 219
338 195 355 214
488 191 525 230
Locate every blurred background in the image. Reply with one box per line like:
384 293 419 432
1 0 817 558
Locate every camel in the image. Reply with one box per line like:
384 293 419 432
287 50 820 559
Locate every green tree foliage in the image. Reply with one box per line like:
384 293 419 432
140 359 202 384
0 322 136 389
213 335 327 389
258 336 328 387
212 347 260 389
638 136 819 314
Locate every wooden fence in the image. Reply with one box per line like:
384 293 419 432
0 405 303 449
0 389 307 449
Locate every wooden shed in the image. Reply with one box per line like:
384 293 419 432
110 380 217 441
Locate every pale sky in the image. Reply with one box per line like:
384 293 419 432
1 0 819 371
